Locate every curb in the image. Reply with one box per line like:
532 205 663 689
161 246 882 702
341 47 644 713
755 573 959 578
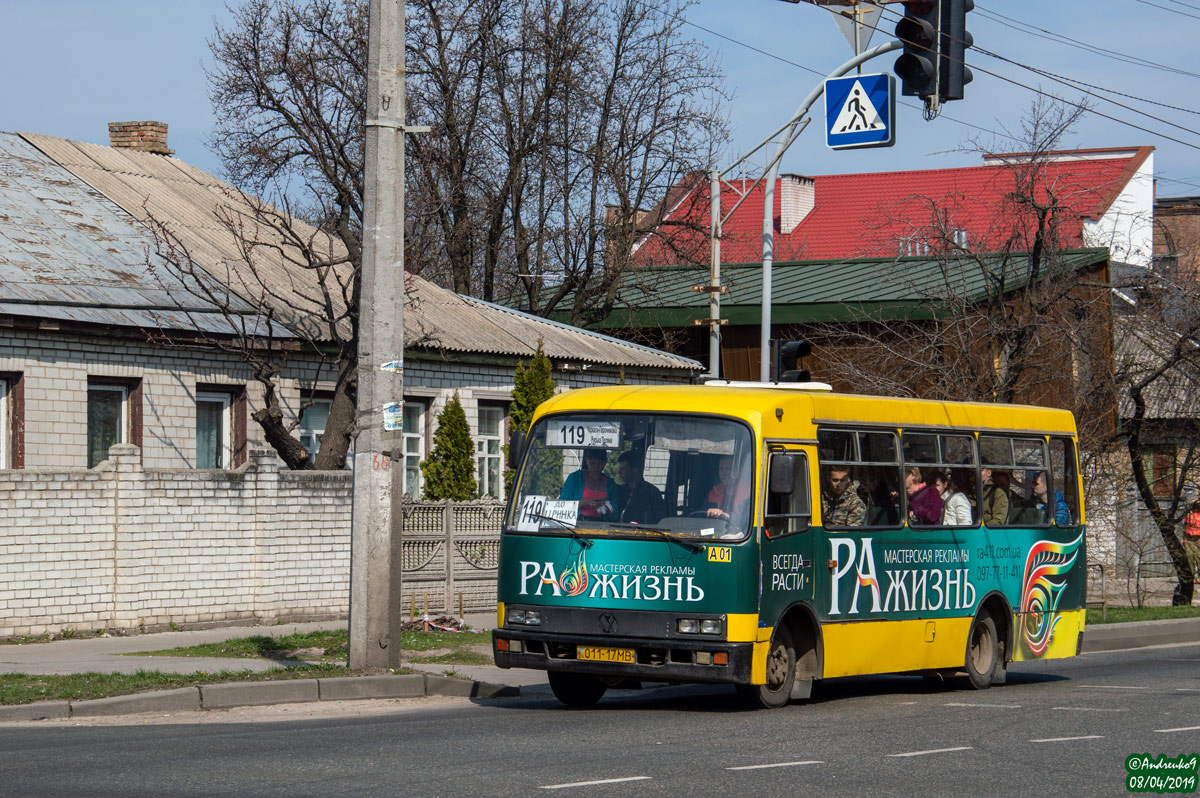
1081 616 1200 653
0 674 519 722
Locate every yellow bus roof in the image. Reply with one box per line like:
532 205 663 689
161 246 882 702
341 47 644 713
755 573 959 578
535 384 1078 438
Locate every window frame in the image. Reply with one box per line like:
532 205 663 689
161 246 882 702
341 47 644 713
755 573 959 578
900 430 980 529
299 394 334 465
87 378 141 467
817 427 903 530
476 403 507 500
979 434 1052 528
402 399 427 498
196 391 233 469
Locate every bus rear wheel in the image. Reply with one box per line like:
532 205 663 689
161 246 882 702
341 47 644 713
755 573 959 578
966 614 999 690
738 626 796 709
548 671 608 707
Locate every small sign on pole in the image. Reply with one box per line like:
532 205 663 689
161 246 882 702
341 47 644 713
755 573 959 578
824 72 895 150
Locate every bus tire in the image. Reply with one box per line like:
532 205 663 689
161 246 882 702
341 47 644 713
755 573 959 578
548 671 608 707
966 614 999 691
738 626 796 709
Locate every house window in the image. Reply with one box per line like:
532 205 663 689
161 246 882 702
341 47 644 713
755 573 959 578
196 392 232 468
87 383 129 468
952 228 969 249
0 378 8 469
1 373 25 469
299 398 332 463
403 401 426 498
476 404 506 499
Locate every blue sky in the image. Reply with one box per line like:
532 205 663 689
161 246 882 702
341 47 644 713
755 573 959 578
2 0 1199 196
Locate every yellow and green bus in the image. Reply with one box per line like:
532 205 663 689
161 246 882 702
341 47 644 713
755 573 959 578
493 382 1086 708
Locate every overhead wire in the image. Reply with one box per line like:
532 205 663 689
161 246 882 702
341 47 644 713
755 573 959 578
974 4 1200 80
1135 0 1200 21
631 0 1200 178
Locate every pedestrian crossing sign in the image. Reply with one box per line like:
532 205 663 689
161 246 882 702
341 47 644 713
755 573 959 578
824 73 895 150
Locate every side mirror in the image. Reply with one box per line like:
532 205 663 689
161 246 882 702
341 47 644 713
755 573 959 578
508 429 527 470
769 453 799 495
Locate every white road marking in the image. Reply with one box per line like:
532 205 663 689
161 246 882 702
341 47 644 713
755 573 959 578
1156 725 1200 733
945 702 1021 709
727 761 824 771
541 777 652 790
1084 685 1147 690
888 746 973 758
1175 688 1200 692
1052 706 1128 712
1029 735 1104 742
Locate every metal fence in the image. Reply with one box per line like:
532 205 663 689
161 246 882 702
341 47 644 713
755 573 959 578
400 499 505 616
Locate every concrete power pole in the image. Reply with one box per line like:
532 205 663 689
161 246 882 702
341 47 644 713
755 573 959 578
350 0 414 670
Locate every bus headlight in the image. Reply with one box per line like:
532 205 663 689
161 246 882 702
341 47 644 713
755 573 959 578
509 609 526 625
525 610 542 626
700 619 722 635
677 618 699 634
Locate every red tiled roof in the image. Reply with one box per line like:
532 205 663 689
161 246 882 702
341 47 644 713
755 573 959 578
632 147 1153 265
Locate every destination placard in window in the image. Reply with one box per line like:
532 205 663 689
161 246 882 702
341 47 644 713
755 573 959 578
545 419 620 449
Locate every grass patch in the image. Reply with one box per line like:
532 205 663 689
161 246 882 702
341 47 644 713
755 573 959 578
0 663 369 706
135 630 348 662
1087 604 1200 624
133 628 490 663
409 650 493 666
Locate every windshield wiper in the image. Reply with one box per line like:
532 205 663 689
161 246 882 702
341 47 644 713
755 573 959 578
641 527 703 553
529 513 593 549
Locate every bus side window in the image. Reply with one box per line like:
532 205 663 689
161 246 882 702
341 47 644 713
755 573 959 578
765 451 810 538
1050 437 1079 526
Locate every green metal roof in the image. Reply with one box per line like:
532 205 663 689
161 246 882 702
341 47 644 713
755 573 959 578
562 248 1110 328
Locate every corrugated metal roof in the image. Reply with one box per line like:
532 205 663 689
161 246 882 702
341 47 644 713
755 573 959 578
557 248 1110 328
0 133 271 335
22 132 336 340
406 277 700 370
10 131 696 371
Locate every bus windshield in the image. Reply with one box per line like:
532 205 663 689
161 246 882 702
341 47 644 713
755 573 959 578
509 413 755 541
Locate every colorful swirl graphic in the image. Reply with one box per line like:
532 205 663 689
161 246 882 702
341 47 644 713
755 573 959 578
1019 533 1082 656
558 553 589 597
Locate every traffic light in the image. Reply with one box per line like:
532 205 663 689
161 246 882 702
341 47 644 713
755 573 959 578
940 0 974 101
773 340 812 383
894 0 940 99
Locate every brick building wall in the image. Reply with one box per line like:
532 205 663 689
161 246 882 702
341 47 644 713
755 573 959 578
0 446 352 637
0 328 325 470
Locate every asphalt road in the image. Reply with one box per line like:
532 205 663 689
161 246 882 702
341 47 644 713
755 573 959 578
2 643 1198 798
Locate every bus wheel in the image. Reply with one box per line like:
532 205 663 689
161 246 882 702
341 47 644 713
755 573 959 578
548 672 608 707
738 627 796 709
966 614 999 690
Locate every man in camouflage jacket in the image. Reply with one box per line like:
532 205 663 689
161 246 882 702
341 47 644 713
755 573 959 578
822 466 867 527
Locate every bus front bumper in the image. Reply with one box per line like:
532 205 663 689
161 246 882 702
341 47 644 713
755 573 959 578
492 629 755 685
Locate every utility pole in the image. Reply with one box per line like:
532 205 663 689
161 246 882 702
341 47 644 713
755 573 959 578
350 0 425 670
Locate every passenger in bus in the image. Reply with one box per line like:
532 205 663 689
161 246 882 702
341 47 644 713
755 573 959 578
559 448 617 520
822 466 866 527
981 468 1011 526
706 454 752 523
905 467 943 525
859 469 900 525
932 470 972 526
1031 470 1071 525
616 450 666 525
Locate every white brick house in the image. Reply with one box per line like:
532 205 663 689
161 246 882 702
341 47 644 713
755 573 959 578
0 124 700 635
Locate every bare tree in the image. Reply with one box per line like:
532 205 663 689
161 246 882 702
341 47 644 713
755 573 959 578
1110 257 1200 605
162 0 723 467
406 0 728 321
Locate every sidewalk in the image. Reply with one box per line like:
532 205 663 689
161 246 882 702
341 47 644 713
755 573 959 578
2 614 1198 721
